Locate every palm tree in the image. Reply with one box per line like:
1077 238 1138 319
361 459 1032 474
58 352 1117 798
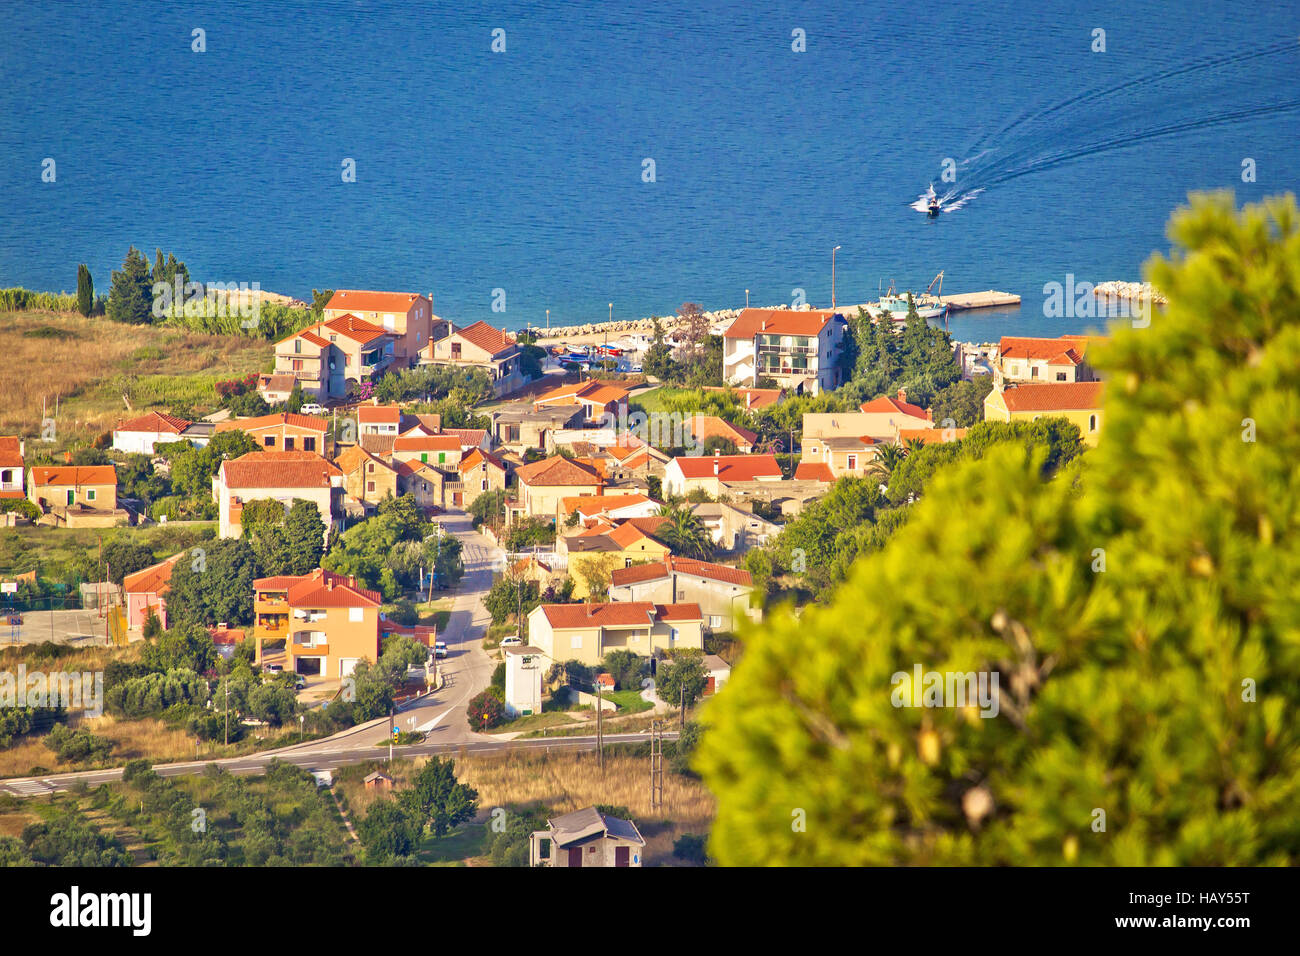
865 444 907 482
905 437 926 456
657 503 714 560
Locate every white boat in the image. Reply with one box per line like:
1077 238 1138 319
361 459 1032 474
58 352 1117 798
876 292 948 322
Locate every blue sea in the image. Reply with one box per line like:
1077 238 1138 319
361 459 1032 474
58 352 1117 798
2 0 1297 342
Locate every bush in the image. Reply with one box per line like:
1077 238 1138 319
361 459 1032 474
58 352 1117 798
467 688 506 730
43 724 114 764
673 833 710 865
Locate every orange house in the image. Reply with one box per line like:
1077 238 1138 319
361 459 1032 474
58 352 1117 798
252 569 383 678
215 413 330 455
123 553 183 629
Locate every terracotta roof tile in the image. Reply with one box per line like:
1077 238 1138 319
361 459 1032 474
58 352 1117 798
724 308 839 339
670 454 781 481
610 556 752 588
326 290 425 315
0 436 24 469
453 320 516 357
116 411 192 434
999 381 1105 412
221 452 339 489
31 465 116 487
215 412 328 433
515 456 602 487
538 602 701 628
123 552 183 595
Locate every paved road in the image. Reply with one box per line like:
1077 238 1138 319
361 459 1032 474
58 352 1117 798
0 509 653 798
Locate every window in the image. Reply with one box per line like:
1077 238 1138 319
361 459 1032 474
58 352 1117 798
571 635 582 649
367 482 375 492
480 479 488 491
349 607 363 622
367 463 374 473
1089 414 1098 432
294 340 302 354
669 627 679 641
438 453 446 464
263 436 275 447
304 437 316 452
1056 372 1067 381
451 343 462 359
846 454 857 470
709 615 722 628
538 838 550 860
292 359 302 371
284 437 295 451
421 453 428 463
87 489 96 501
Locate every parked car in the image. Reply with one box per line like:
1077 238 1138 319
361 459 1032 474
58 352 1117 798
300 402 326 415
265 662 283 674
434 641 448 659
500 636 523 648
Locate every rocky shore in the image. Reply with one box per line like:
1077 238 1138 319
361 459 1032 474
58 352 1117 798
530 302 875 342
1093 280 1166 306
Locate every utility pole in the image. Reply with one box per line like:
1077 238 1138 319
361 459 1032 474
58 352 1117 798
650 720 663 811
224 679 229 746
596 680 604 772
680 683 685 730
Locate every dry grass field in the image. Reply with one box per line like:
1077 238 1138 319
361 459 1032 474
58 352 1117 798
0 309 269 447
338 748 715 865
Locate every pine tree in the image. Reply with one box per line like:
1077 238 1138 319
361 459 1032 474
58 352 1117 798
106 246 155 325
697 192 1300 866
76 263 93 316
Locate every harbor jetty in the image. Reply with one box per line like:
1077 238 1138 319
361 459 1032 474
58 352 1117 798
529 290 1022 343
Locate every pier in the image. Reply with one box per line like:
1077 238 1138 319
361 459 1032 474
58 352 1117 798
942 290 1021 311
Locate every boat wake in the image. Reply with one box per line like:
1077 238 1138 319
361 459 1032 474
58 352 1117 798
911 36 1300 211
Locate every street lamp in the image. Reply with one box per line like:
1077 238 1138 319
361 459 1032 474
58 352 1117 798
745 288 749 308
831 246 842 309
546 308 550 331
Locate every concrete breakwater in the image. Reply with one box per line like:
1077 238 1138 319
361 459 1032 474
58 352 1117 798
530 303 878 341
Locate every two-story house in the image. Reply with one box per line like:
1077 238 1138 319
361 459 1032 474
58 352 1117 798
0 436 25 502
512 455 604 524
608 556 758 633
997 335 1099 384
323 290 434 368
722 308 848 395
984 380 1105 447
274 315 397 400
334 445 398 511
215 413 330 456
251 568 383 678
526 601 704 667
213 451 341 540
533 380 629 424
662 453 782 498
28 465 123 527
455 447 509 510
423 320 523 396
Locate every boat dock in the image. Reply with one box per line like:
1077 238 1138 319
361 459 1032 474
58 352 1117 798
942 290 1021 311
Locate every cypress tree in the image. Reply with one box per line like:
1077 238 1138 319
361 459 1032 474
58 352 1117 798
76 263 93 316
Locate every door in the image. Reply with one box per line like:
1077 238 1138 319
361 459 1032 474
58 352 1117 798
615 845 630 867
66 490 74 505
567 847 583 868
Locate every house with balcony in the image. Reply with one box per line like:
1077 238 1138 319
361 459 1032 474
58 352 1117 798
213 451 341 540
423 320 524 396
533 380 629 425
513 455 604 524
0 436 25 503
273 315 396 400
323 290 434 367
722 308 848 395
251 568 383 678
526 601 704 667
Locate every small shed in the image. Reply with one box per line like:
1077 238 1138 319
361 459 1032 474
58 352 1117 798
364 770 394 791
703 654 731 695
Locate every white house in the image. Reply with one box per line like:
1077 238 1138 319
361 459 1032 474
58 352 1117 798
113 411 211 455
722 308 848 395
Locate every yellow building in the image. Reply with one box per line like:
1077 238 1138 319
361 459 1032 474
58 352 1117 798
983 381 1105 447
252 569 383 679
526 602 704 667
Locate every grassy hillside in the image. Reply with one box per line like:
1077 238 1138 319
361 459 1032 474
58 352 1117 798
0 309 270 449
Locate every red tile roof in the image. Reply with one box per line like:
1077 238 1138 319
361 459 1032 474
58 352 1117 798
687 415 757 449
859 391 932 421
534 380 629 409
116 411 192 434
562 493 652 515
724 308 839 339
670 453 781 481
453 320 516 357
999 335 1094 365
215 412 328 434
123 552 183 595
31 465 116 487
515 456 603 488
610 556 753 588
254 568 382 607
537 602 702 628
221 452 339 489
794 461 837 482
357 404 402 424
702 386 782 409
334 445 393 475
897 427 968 446
999 381 1105 412
326 290 426 315
0 436 23 469
458 447 508 474
440 427 487 447
393 434 463 453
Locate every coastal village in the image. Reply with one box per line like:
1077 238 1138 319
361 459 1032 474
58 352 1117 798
0 279 1115 866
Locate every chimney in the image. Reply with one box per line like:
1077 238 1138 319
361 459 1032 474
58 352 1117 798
713 457 720 477
587 603 596 618
745 392 752 410
63 451 72 464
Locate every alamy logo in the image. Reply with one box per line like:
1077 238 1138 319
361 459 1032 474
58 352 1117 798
0 666 104 717
890 663 1000 718
49 886 151 936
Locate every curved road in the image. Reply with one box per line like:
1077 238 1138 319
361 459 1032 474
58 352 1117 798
0 511 672 799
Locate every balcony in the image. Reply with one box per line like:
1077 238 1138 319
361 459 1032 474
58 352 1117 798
292 630 328 647
757 344 817 355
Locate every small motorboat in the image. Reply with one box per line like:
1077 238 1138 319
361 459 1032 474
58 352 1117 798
927 196 941 217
